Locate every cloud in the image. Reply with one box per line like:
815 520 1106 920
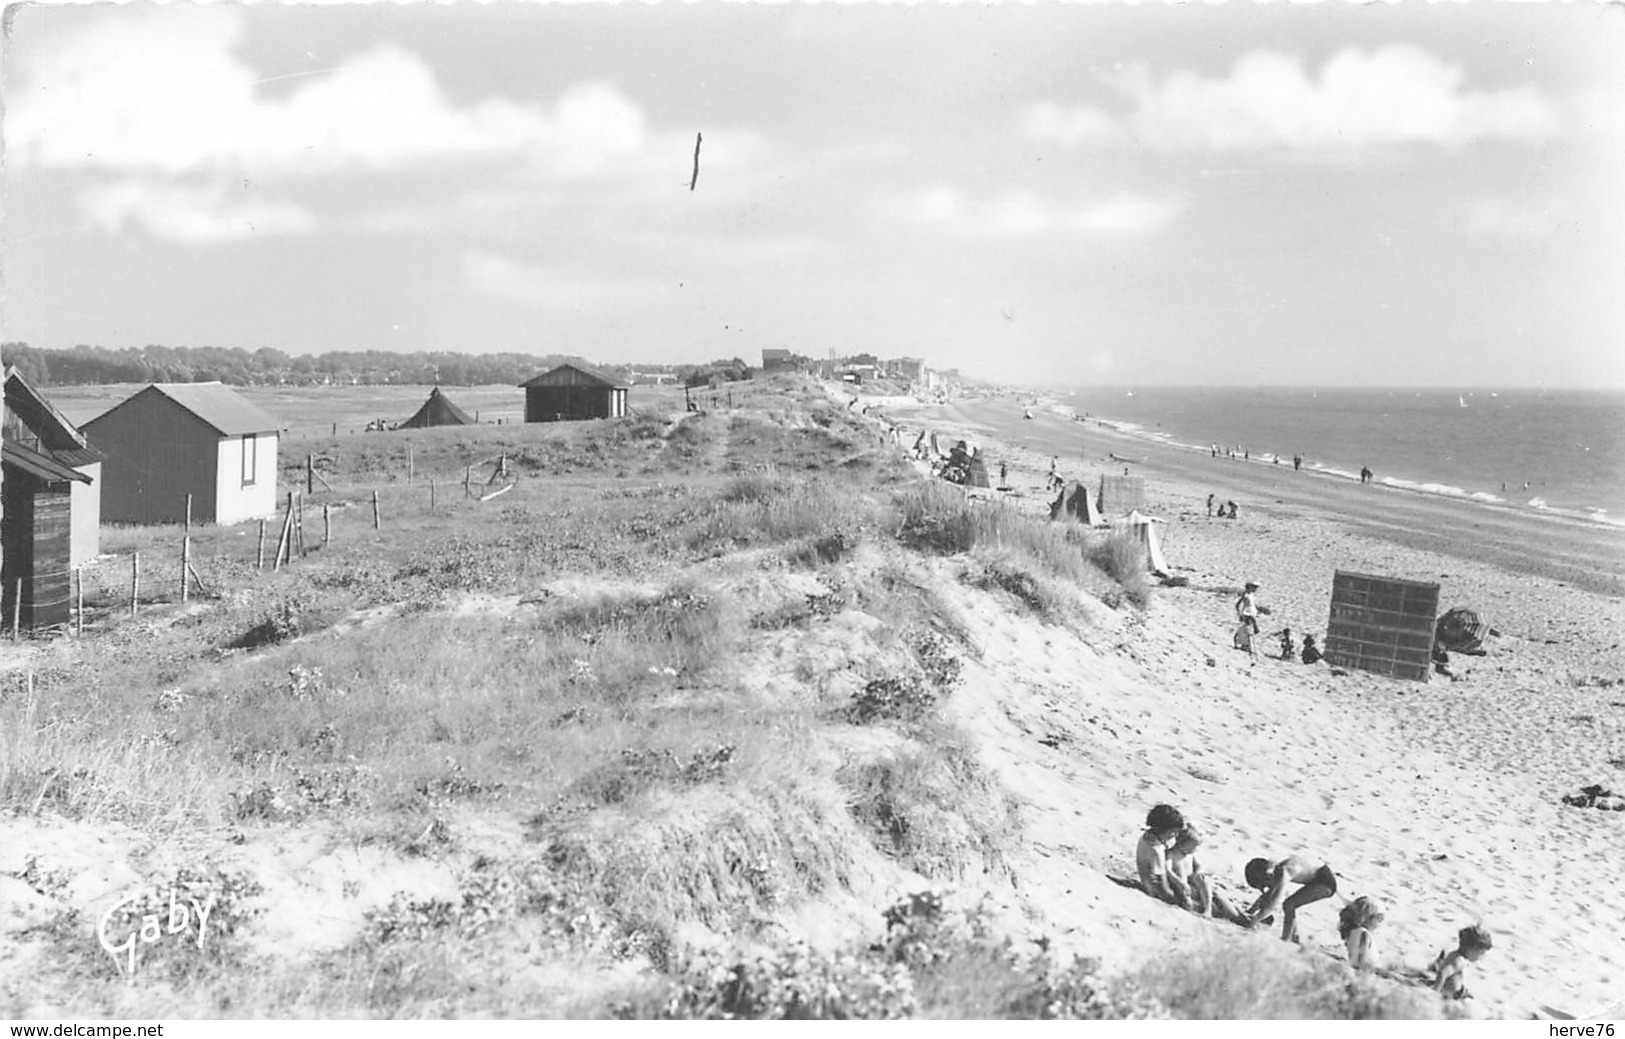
1455 196 1572 241
910 188 1181 236
6 8 647 176
1025 45 1558 156
79 180 316 244
458 249 629 309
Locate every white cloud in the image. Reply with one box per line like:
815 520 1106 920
1456 196 1572 241
6 8 647 176
458 249 628 309
909 188 1180 237
79 180 316 244
1026 45 1558 156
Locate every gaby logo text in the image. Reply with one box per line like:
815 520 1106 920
98 885 217 977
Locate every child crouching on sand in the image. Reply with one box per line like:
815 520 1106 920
1243 854 1338 943
1338 895 1386 970
1433 924 1493 999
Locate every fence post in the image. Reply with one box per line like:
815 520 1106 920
407 446 414 484
257 520 266 570
11 581 20 638
130 551 140 617
430 478 436 513
75 567 83 636
181 533 191 603
372 490 381 530
323 504 331 547
296 490 306 557
332 422 337 436
465 465 472 498
307 455 314 495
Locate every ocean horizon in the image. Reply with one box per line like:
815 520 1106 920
1043 385 1625 527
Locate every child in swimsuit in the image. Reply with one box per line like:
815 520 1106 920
1433 924 1493 999
1338 895 1385 970
1243 855 1338 943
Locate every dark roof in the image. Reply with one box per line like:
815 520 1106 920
518 362 629 389
3 366 103 464
87 382 281 436
762 349 793 362
2 440 93 484
401 387 476 428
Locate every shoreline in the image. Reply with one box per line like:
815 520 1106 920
866 386 1625 1018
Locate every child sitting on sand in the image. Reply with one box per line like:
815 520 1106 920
1135 804 1185 905
1433 924 1493 999
1338 895 1386 970
1243 855 1339 943
1168 824 1253 927
1278 628 1295 661
1301 634 1323 665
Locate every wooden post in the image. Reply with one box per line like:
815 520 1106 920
430 478 436 513
181 532 191 603
499 453 507 478
273 502 293 570
407 446 414 484
323 504 331 546
296 490 306 557
11 581 20 638
372 490 380 530
465 465 472 498
185 493 192 534
307 455 314 495
130 552 140 617
257 520 266 570
75 568 83 636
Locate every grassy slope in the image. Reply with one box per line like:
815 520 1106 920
0 376 1442 1018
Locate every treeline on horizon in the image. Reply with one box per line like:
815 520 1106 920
0 342 756 389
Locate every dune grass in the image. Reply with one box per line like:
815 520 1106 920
1 374 1168 1018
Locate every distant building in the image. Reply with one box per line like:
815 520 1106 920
761 349 802 374
82 382 281 525
519 362 629 423
889 357 926 382
401 387 476 428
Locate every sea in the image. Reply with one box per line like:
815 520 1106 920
1052 387 1625 528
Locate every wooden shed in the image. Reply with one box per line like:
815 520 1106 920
520 363 629 423
82 382 281 526
2 440 90 632
4 367 103 566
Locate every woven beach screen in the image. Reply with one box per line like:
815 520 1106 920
1323 570 1440 682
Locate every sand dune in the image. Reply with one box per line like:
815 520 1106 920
877 393 1625 1019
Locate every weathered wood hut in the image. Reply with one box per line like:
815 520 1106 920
82 382 281 526
2 440 89 631
3 367 103 566
520 363 629 423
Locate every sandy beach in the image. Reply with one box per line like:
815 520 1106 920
871 391 1625 1019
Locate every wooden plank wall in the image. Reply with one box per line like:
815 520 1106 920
1098 474 1146 516
1323 570 1440 682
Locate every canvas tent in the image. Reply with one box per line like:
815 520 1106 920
1118 510 1170 576
1050 480 1105 526
401 387 476 429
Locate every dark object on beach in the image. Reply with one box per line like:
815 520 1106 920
1436 607 1490 655
1323 570 1441 683
1561 784 1625 811
1301 634 1323 665
1161 575 1190 588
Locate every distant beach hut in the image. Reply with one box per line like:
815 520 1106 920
4 366 102 566
1051 479 1105 527
2 439 91 632
400 387 476 429
82 382 281 525
519 362 629 423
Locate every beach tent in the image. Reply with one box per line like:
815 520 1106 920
1118 509 1170 576
1051 480 1105 526
401 387 476 429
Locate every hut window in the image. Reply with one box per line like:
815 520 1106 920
242 434 258 485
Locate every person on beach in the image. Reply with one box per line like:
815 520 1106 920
1242 855 1338 942
1135 804 1185 904
1168 824 1254 927
1338 896 1385 970
999 461 1008 488
1300 634 1323 665
1207 493 1215 518
1278 628 1295 661
1226 500 1239 519
1432 924 1493 999
1294 453 1303 472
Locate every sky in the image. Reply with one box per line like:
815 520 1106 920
3 2 1624 389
